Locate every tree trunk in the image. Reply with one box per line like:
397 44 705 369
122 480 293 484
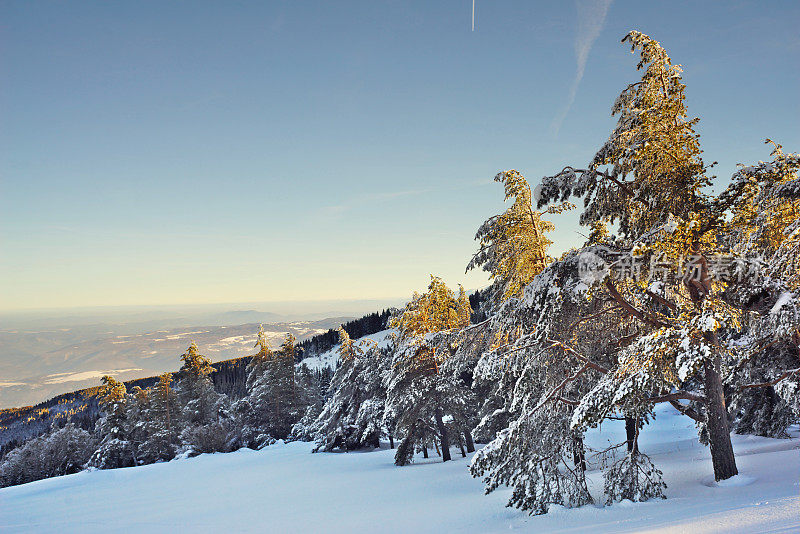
684 256 737 482
434 406 452 462
388 434 394 449
422 444 428 459
464 430 475 453
625 416 639 454
704 356 738 481
572 435 586 472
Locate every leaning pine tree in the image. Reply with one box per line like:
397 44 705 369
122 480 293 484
469 251 614 514
468 217 670 513
462 168 571 446
537 29 740 481
467 169 572 305
467 30 796 515
537 30 798 484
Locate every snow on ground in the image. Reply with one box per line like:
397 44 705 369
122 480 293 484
300 329 395 371
0 405 797 533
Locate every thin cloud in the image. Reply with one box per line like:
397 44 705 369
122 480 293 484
550 0 613 137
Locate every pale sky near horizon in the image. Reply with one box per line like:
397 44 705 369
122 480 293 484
2 1 798 312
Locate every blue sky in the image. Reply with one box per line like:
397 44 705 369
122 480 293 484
2 1 798 311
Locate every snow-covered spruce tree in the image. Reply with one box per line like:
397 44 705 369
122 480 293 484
311 326 365 450
311 327 388 451
126 385 150 464
352 344 393 448
0 422 94 487
178 342 220 425
246 324 272 392
384 276 473 465
90 375 135 469
136 373 179 463
289 364 329 441
233 325 275 448
176 342 232 455
247 332 304 440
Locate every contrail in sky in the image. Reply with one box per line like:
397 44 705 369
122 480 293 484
472 0 475 31
550 0 613 136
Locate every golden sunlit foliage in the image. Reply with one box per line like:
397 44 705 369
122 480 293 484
391 275 472 342
337 326 355 361
594 31 710 238
180 342 215 379
98 375 126 409
468 170 571 302
253 324 273 361
391 276 472 374
725 141 800 290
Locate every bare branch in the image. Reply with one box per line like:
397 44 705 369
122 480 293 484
533 363 591 413
605 279 669 328
545 339 610 374
603 170 635 197
567 305 621 335
645 290 678 312
739 369 800 391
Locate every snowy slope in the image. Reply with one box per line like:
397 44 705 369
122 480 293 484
299 329 395 371
0 405 797 533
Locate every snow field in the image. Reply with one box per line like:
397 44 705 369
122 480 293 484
0 404 797 533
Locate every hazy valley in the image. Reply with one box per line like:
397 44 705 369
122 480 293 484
0 316 348 408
